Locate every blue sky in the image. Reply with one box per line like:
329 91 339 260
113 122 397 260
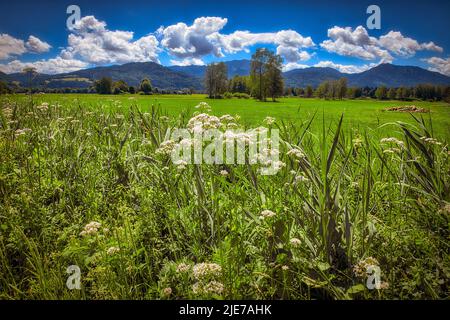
0 0 449 75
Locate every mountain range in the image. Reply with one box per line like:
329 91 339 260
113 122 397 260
1 60 450 90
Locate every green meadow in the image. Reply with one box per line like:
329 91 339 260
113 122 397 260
8 93 450 138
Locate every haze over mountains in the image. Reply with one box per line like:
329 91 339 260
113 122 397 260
1 60 450 90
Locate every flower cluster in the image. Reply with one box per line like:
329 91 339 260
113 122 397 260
260 210 276 218
192 263 222 279
163 287 172 296
380 137 405 148
194 102 212 113
187 113 221 132
383 148 402 154
174 159 187 170
294 173 309 184
176 263 191 273
263 116 276 125
287 148 305 159
156 140 177 155
192 280 224 295
353 256 379 278
107 246 120 255
191 263 224 296
290 238 301 247
37 102 49 111
420 136 442 146
80 221 101 236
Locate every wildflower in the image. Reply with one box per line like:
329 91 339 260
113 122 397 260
281 265 289 271
290 238 301 247
176 263 191 273
179 138 193 148
287 148 305 159
163 287 172 296
222 130 236 142
174 160 187 170
2 107 12 118
234 132 252 144
379 281 389 290
261 148 280 157
192 263 222 279
37 102 49 111
252 126 268 135
219 114 235 122
383 148 401 154
294 174 309 184
353 256 379 278
107 246 120 255
203 281 224 295
187 113 221 131
263 116 275 125
219 170 229 176
192 282 202 295
80 221 101 236
260 210 276 218
380 137 404 148
194 102 212 113
156 140 176 155
271 160 286 171
420 136 442 145
439 203 450 214
192 281 224 295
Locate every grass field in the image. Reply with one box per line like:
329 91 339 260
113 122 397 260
0 93 449 300
7 93 450 138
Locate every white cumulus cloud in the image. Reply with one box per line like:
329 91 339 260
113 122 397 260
320 26 392 62
170 57 205 66
313 60 377 74
320 26 443 63
378 31 443 57
158 17 315 66
282 62 310 72
25 35 51 53
0 57 88 74
61 15 160 65
423 57 450 76
0 34 51 60
159 17 227 59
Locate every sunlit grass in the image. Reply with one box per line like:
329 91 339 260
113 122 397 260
0 95 448 299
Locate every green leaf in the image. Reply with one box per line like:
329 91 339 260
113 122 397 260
347 284 366 294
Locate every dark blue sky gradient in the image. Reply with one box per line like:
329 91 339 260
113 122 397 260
0 0 449 70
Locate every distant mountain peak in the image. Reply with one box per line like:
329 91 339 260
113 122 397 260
2 60 450 90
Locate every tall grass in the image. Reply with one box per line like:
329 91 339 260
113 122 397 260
0 96 448 299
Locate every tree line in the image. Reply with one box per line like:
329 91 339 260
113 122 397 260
283 80 450 102
205 48 284 101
